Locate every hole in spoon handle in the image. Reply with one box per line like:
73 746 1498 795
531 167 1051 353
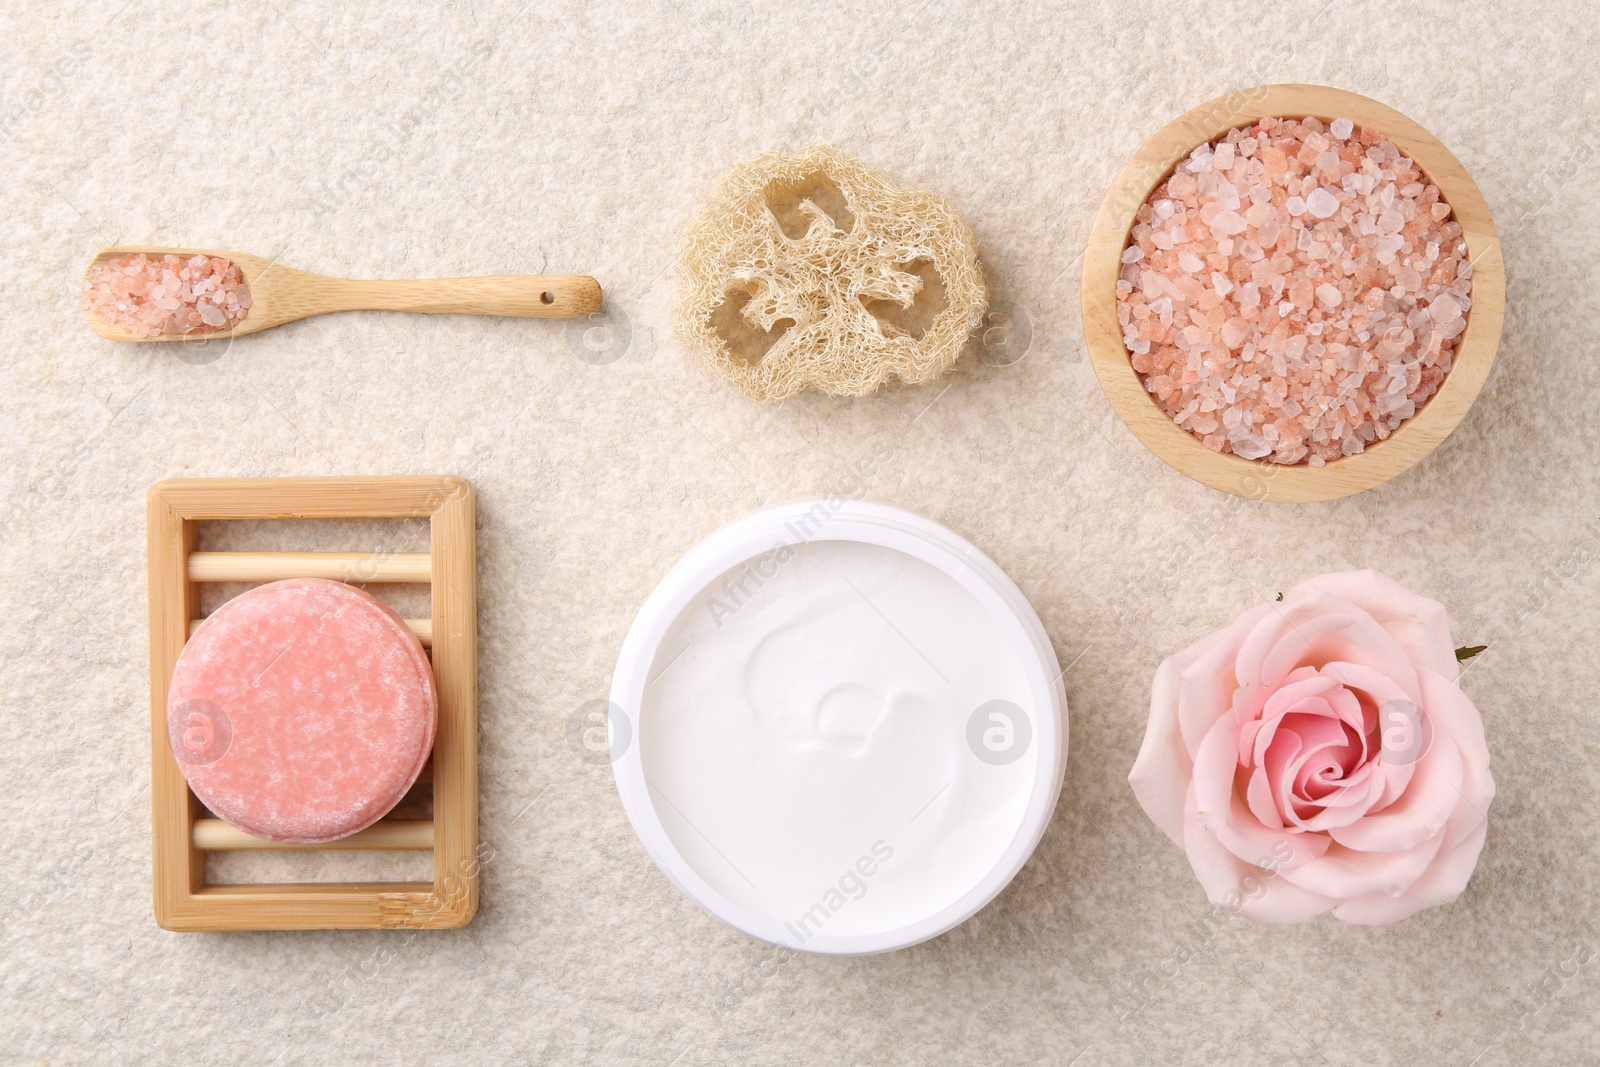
522 276 601 317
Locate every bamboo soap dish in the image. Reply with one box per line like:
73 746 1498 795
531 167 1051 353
147 476 478 931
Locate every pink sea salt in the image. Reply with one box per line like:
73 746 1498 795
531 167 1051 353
81 252 250 338
1115 116 1473 465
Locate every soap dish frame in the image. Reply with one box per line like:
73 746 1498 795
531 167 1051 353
147 476 479 931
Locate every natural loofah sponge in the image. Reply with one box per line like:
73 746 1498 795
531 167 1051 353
676 145 987 402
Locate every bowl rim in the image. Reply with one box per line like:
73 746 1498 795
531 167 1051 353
1080 83 1504 503
608 498 1068 955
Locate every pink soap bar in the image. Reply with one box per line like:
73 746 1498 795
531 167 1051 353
167 578 436 844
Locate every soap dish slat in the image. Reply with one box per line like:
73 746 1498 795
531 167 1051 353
147 476 479 931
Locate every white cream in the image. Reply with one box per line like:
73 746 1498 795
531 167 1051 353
639 538 1037 946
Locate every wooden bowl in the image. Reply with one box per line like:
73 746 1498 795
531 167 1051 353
1080 84 1504 502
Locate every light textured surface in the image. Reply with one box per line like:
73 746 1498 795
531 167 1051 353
2 1 1597 1064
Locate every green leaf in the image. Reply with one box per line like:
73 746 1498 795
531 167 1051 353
1455 645 1487 662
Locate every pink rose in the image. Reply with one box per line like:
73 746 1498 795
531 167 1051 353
1129 570 1494 925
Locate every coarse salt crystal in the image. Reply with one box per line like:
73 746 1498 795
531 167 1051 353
1330 117 1354 139
1306 188 1340 218
1234 436 1272 460
1211 210 1248 236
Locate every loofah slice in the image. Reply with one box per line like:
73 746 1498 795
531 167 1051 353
676 145 987 403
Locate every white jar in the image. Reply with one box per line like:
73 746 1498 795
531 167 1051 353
609 499 1068 955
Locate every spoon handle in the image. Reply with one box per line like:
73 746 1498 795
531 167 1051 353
311 274 602 318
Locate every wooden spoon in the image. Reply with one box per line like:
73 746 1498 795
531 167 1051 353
82 245 603 342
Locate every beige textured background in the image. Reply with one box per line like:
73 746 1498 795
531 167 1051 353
3 1 1597 1063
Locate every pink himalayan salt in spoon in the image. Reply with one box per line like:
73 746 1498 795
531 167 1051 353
83 252 249 338
81 245 603 342
1115 115 1473 466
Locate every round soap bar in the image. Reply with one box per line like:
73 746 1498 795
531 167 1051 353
167 578 436 844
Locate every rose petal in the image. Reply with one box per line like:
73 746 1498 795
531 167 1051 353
1261 594 1422 704
1417 668 1492 782
1297 763 1387 833
1289 748 1349 806
1233 679 1273 725
1233 606 1296 689
1132 607 1271 843
1351 730 1492 924
1275 713 1358 824
1238 668 1321 764
1368 753 1415 815
1181 604 1275 756
1275 827 1445 899
1130 675 1196 844
1415 667 1495 851
1328 704 1465 853
1317 660 1413 713
1249 670 1342 756
1247 745 1291 828
1244 672 1351 779
1330 817 1490 925
1239 713 1266 765
1182 797 1339 925
1192 714 1327 869
1298 783 1382 832
1316 660 1421 807
1299 570 1460 682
